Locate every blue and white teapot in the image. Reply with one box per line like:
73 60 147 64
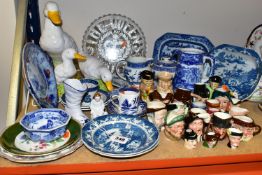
115 56 153 86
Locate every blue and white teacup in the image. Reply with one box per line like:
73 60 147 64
111 87 140 115
174 48 213 91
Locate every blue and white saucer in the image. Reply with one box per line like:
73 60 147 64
107 99 147 116
81 114 159 158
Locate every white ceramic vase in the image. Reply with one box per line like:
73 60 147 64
64 79 88 124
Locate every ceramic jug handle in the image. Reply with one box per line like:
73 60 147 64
202 55 214 83
115 60 127 80
253 124 261 136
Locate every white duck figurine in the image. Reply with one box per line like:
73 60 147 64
79 55 113 91
39 1 77 54
55 48 86 84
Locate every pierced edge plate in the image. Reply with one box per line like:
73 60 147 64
152 32 214 61
210 44 262 100
81 114 159 158
82 14 147 72
22 42 58 108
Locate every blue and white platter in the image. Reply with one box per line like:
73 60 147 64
82 114 159 158
152 33 214 61
107 98 147 117
22 43 58 108
209 44 262 100
61 90 110 110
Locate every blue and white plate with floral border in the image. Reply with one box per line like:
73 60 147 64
81 114 159 158
209 44 262 100
152 33 214 61
22 43 58 108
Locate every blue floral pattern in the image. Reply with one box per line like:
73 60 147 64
209 44 262 100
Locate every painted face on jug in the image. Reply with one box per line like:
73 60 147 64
229 135 242 148
213 126 227 140
166 121 185 139
184 139 197 149
189 119 204 136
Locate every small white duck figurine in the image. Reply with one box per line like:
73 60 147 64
39 1 77 54
55 48 86 84
79 55 113 91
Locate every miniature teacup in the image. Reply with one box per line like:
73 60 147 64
229 106 249 116
232 115 261 142
111 87 140 115
206 99 220 108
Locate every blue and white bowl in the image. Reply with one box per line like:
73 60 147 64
20 108 71 142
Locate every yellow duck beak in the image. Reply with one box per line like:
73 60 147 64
74 53 86 61
105 81 113 91
48 11 62 25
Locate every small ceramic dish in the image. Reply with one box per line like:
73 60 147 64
20 109 71 142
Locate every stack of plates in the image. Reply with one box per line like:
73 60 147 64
82 114 159 158
0 119 82 163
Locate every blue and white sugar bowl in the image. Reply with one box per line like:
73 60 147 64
20 108 71 142
152 57 176 77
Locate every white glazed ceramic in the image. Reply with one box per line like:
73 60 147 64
115 57 153 86
229 106 249 116
64 79 89 124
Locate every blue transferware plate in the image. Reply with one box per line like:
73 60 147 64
152 33 214 61
22 43 58 108
61 90 110 110
209 44 262 100
82 114 159 158
107 98 147 117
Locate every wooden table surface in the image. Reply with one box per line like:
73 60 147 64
1 101 262 175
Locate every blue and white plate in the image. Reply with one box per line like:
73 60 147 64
22 43 58 108
61 90 110 110
152 33 214 61
209 44 262 100
107 98 147 117
81 114 159 158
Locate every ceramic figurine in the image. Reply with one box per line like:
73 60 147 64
139 70 154 102
39 1 78 66
205 76 222 99
202 131 218 148
227 128 243 149
164 106 187 140
231 115 261 142
149 72 174 105
212 112 232 140
115 56 153 87
174 48 213 90
79 55 113 91
55 48 86 84
90 92 107 119
185 116 204 142
173 88 192 106
184 129 198 149
147 100 167 130
64 79 88 124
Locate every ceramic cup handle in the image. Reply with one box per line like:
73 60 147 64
253 124 261 136
115 60 127 80
202 55 214 83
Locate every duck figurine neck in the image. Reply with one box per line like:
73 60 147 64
55 48 86 84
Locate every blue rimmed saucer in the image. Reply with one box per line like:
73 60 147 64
81 114 159 158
